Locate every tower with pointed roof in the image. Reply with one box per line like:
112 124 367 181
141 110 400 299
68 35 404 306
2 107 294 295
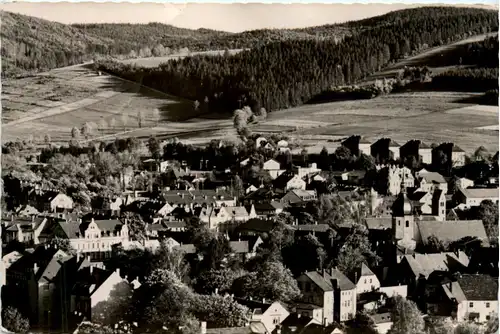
392 174 416 249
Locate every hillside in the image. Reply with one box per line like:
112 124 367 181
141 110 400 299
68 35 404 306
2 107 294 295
1 11 350 77
96 6 499 115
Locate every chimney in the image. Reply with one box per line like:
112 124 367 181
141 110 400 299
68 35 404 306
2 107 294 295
77 252 80 262
355 271 358 284
215 288 219 295
116 268 120 278
90 265 94 274
262 298 266 304
33 263 38 273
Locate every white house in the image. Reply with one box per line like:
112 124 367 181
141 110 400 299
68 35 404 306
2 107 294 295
262 159 285 179
351 263 381 294
457 177 474 189
69 219 129 256
293 163 321 180
387 166 415 195
455 187 499 208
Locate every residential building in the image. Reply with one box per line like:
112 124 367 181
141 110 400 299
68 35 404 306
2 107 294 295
236 299 290 333
371 313 393 334
454 187 499 208
252 201 284 217
255 136 268 149
341 135 371 156
3 216 48 245
416 172 448 194
297 269 357 324
280 189 317 206
263 159 285 180
31 191 74 213
371 138 400 162
400 140 432 164
199 206 255 230
71 266 130 325
431 189 446 221
427 273 498 323
457 177 475 190
91 197 123 217
386 166 414 195
349 263 381 294
273 171 307 194
162 189 237 209
451 145 466 167
293 163 321 179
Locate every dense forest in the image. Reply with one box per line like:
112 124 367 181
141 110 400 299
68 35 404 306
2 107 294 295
96 7 498 114
0 11 349 76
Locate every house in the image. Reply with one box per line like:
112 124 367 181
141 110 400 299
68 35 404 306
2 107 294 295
451 145 466 167
293 163 321 179
371 313 392 334
3 216 48 245
199 206 255 231
427 273 498 323
371 138 400 162
400 140 432 164
457 177 474 189
32 192 74 213
397 252 470 294
235 218 276 236
431 189 446 221
297 269 357 324
263 159 285 179
349 263 381 294
256 136 268 149
16 205 40 217
162 189 237 209
277 140 289 148
91 197 123 217
453 187 499 208
236 298 290 333
71 266 131 325
246 184 258 194
341 135 371 156
280 189 317 206
385 166 415 195
273 172 307 194
416 172 448 194
252 201 284 217
3 246 89 331
38 218 130 261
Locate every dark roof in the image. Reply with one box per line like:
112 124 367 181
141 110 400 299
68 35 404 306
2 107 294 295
72 266 115 296
273 171 297 189
80 219 124 234
293 224 330 233
329 268 356 290
163 220 187 229
304 271 333 291
236 218 275 233
371 313 392 324
350 263 376 283
452 145 465 153
244 188 275 201
457 274 498 301
408 191 428 202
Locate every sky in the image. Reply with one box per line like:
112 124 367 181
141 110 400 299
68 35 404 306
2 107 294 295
1 2 497 33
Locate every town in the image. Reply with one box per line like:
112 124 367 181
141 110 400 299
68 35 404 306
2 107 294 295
2 131 499 334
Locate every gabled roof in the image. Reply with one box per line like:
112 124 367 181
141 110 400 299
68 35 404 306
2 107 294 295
329 268 356 290
2 251 24 270
230 241 249 254
459 187 499 199
72 267 116 296
304 271 333 291
38 249 71 283
417 220 489 247
420 172 447 184
371 313 392 324
452 145 465 153
303 269 355 292
273 172 298 189
401 252 469 279
365 217 392 230
456 274 498 301
293 224 330 233
236 218 274 233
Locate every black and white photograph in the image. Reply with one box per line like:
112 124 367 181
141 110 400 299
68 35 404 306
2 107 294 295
0 2 499 334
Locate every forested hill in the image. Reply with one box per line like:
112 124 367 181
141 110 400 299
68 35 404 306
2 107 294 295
1 10 349 76
97 7 498 115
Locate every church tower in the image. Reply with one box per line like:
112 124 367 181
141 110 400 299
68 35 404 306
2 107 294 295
391 174 416 249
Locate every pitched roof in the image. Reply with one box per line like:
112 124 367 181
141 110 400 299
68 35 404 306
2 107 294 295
224 206 250 218
230 241 249 254
371 313 392 324
456 274 498 301
401 252 469 278
420 172 447 184
293 224 330 233
304 271 333 291
459 187 499 199
2 251 24 270
329 268 356 290
38 249 71 283
365 217 392 230
417 220 489 246
237 218 274 233
273 171 298 189
452 145 465 152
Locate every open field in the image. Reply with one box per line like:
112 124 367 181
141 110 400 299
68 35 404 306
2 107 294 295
119 49 247 68
367 33 498 81
2 33 498 155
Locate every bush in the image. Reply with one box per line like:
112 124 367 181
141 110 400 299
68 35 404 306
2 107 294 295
2 306 30 333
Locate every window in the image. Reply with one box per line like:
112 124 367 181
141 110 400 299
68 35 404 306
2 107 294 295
487 316 491 321
469 302 474 307
370 279 372 283
405 221 409 228
273 317 280 325
486 302 490 308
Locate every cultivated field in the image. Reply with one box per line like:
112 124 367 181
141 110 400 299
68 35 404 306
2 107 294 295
119 49 247 68
2 35 498 155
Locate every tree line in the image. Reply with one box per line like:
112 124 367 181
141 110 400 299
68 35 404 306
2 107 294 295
97 8 498 114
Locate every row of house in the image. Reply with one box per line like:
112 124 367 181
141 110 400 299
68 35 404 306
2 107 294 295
342 136 467 167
